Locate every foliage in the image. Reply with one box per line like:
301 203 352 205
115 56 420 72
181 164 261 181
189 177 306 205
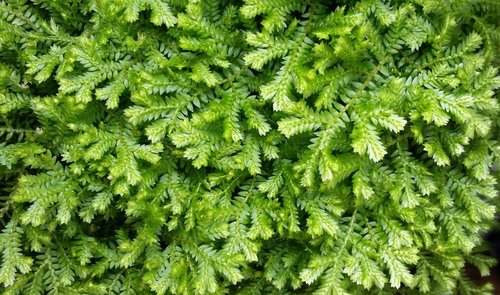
0 0 499 294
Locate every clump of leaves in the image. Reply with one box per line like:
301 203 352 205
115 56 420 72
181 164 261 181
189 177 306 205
0 0 499 294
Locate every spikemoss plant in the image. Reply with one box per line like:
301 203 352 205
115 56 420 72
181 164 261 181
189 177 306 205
0 0 499 294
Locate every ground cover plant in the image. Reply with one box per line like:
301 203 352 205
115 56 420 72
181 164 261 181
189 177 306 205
0 0 499 294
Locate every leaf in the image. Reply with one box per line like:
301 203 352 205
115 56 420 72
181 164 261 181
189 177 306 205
150 0 177 27
278 117 322 138
381 248 419 288
190 63 220 87
351 122 387 162
423 140 450 166
343 252 387 289
465 254 496 277
0 221 33 287
353 169 374 201
372 112 407 133
95 77 127 109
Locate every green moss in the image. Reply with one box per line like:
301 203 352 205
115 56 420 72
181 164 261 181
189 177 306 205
0 0 499 294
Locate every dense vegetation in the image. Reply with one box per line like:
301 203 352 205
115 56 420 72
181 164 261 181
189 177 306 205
0 0 499 294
